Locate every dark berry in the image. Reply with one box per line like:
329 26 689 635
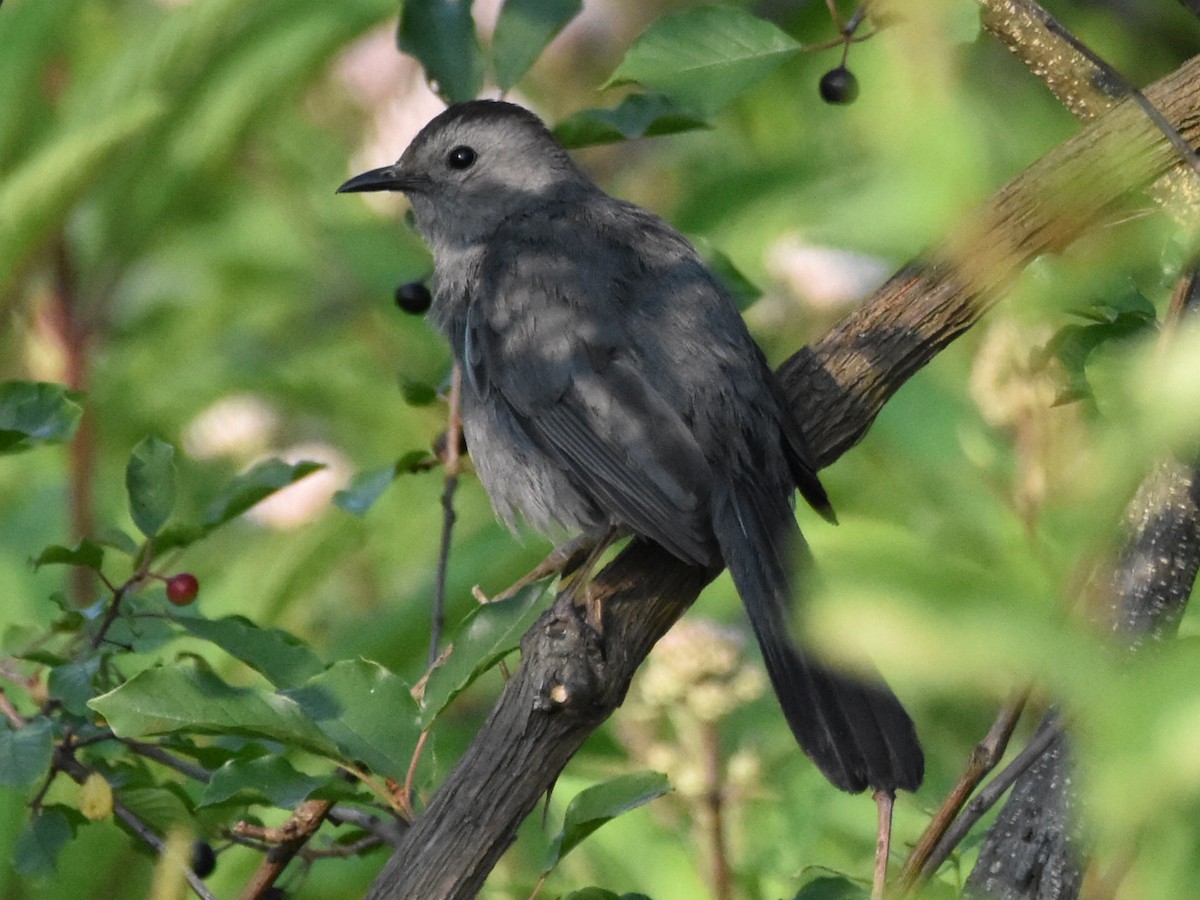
819 66 860 104
394 281 432 314
261 888 287 900
190 840 217 878
166 573 199 605
432 428 469 462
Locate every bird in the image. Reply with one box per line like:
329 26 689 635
339 99 922 794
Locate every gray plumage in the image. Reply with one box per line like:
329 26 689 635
339 100 922 793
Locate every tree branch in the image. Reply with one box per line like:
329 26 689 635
367 53 1200 900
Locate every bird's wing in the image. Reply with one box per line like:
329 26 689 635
467 226 715 567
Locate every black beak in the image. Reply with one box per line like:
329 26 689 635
337 165 410 194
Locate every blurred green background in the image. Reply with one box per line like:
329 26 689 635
2 0 1200 897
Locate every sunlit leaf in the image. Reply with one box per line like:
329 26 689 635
546 771 671 869
200 755 328 808
0 382 84 455
419 584 549 725
89 665 339 758
126 436 177 539
398 0 484 103
203 458 324 529
492 0 581 91
33 540 105 573
283 658 419 779
174 615 326 689
604 6 799 116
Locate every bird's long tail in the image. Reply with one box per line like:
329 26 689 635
712 479 923 794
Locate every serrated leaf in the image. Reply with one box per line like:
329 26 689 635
0 718 54 789
126 436 176 538
492 0 581 91
200 755 327 809
398 0 484 104
0 381 84 455
546 772 671 869
13 807 74 876
283 659 418 779
33 539 105 573
553 93 709 149
419 584 550 725
174 615 325 690
89 665 339 758
203 458 324 529
604 5 800 117
48 657 102 716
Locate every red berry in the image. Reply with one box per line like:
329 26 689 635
166 573 199 605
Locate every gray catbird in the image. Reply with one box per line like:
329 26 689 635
339 100 922 794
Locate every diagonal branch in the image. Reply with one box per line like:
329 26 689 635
367 53 1200 900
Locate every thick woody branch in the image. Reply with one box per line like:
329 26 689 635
367 54 1200 900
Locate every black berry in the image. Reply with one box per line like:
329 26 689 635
819 66 860 104
190 840 217 878
394 281 432 314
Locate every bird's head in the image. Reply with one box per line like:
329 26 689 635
338 100 585 252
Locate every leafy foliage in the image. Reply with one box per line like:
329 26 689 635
1 0 1199 898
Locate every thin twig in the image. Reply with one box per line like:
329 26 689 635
122 739 213 783
236 798 336 900
0 688 28 727
921 720 1064 881
430 363 464 667
897 689 1029 890
700 721 732 900
871 789 894 900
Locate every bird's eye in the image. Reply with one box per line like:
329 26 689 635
447 145 477 170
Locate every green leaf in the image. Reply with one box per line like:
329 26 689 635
116 785 195 834
492 0 582 91
604 5 800 116
174 615 325 690
0 381 84 455
13 807 75 876
419 584 550 725
334 452 434 516
126 436 177 539
334 465 397 516
0 718 54 789
33 539 105 573
283 658 419 780
200 755 327 809
692 239 762 311
563 891 653 900
89 665 339 759
546 772 671 869
93 527 140 557
1039 295 1157 404
400 379 439 407
793 875 870 899
48 657 102 717
553 94 709 149
203 458 325 529
398 0 484 104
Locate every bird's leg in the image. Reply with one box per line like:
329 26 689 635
479 534 596 604
872 788 895 900
557 525 623 634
